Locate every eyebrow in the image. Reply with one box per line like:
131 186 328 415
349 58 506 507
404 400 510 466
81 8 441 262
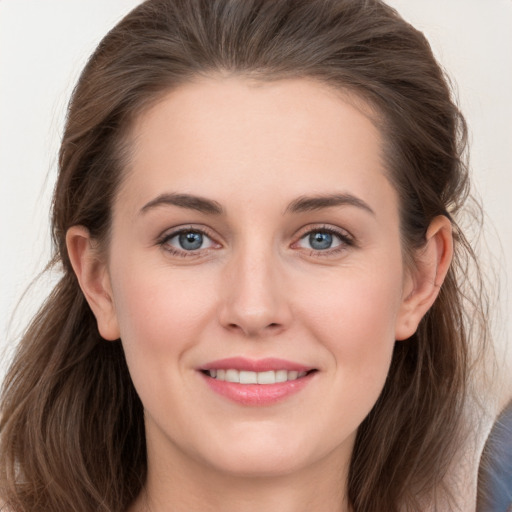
285 193 375 215
139 191 375 217
140 193 224 215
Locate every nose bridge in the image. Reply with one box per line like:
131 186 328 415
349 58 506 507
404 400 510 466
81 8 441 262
219 235 290 336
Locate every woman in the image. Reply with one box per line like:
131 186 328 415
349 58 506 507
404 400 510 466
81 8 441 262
0 0 492 510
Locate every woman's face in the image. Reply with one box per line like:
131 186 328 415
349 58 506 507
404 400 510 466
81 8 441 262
101 77 415 478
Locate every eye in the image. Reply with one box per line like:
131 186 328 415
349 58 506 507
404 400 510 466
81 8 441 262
295 227 353 253
303 231 338 250
159 228 217 254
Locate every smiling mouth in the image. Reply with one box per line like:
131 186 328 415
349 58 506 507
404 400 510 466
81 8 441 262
201 369 317 384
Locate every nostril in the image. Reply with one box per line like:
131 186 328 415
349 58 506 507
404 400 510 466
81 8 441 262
226 322 280 330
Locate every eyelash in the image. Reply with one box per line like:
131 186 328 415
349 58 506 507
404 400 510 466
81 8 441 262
294 225 355 257
156 225 355 258
157 226 219 258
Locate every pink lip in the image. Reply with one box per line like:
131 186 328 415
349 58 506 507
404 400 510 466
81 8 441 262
198 357 317 406
200 357 312 372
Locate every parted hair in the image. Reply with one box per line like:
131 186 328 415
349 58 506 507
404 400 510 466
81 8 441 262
0 1 487 511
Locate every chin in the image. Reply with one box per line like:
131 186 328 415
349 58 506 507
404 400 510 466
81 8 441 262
195 426 350 479
205 449 312 478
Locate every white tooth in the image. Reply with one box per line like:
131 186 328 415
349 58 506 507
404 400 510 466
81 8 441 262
225 369 239 383
275 370 288 383
211 369 305 384
239 371 258 384
257 370 276 384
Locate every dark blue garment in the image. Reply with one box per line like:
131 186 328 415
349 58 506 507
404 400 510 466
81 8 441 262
477 401 512 512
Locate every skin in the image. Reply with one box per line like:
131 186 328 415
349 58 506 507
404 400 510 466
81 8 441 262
67 77 453 512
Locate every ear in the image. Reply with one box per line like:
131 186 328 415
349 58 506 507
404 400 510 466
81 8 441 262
395 215 453 341
66 226 120 341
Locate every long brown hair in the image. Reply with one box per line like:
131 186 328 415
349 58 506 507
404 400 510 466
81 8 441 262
0 1 488 510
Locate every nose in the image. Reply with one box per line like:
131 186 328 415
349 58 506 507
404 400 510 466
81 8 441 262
217 245 292 338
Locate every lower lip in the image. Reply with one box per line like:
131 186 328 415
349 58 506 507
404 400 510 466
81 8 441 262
200 372 315 406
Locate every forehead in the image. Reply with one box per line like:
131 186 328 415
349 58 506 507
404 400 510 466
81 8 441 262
117 76 395 217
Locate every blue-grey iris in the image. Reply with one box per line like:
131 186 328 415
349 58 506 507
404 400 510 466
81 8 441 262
179 231 203 250
309 232 332 250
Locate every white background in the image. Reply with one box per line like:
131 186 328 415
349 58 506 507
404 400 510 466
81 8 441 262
1 0 511 401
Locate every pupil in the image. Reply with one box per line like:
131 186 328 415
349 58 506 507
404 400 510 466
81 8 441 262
309 232 332 250
179 231 203 250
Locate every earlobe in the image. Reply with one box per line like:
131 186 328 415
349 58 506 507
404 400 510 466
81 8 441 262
395 216 453 341
66 226 120 341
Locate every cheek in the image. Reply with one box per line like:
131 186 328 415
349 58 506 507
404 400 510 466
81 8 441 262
108 265 220 426
108 263 219 403
111 264 211 345
300 263 403 390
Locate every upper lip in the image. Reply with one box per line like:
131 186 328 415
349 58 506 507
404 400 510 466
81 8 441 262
200 357 314 373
